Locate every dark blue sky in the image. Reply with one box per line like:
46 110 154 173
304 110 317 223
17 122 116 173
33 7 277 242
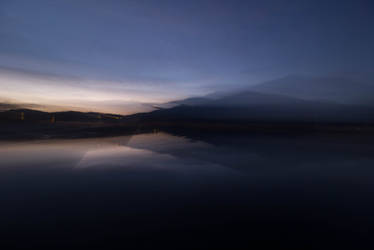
0 0 373 113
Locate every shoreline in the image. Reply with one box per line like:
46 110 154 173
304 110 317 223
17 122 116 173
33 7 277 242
1 120 374 141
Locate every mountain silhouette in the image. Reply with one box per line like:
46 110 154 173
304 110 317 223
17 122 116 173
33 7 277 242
0 109 123 123
127 90 374 124
250 75 374 106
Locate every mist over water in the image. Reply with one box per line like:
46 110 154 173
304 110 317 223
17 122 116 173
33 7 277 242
1 132 374 247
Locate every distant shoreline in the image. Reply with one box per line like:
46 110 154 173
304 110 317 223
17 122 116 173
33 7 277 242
1 120 374 141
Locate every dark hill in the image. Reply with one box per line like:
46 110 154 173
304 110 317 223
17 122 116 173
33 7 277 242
0 109 123 123
125 91 374 125
251 75 374 106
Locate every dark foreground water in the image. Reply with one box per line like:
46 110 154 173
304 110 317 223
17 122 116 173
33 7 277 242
1 132 374 248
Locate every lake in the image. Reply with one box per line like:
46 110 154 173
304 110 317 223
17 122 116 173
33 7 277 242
1 132 374 247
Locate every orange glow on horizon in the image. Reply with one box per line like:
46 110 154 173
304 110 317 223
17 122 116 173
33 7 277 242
0 70 191 115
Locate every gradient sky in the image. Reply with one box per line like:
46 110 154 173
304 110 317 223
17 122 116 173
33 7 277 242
0 0 373 114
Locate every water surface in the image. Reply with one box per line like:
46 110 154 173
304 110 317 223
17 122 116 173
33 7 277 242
1 132 374 247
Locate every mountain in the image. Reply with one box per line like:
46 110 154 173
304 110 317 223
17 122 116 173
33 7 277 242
0 109 123 123
164 89 309 109
0 109 50 121
0 109 135 140
203 90 308 107
334 72 374 86
0 102 45 112
127 91 374 124
250 75 374 106
164 97 213 107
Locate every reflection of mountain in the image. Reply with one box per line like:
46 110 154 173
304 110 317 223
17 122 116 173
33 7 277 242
0 136 132 168
126 132 374 174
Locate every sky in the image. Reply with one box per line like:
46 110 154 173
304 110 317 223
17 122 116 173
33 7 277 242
0 0 373 114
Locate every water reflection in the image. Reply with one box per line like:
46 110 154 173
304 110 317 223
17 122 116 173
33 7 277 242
1 132 374 246
0 133 239 178
1 132 374 180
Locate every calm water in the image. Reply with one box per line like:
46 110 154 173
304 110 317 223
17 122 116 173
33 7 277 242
1 132 374 247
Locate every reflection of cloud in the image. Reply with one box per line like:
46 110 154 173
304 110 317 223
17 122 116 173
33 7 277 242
0 135 133 168
0 133 239 178
76 146 172 169
74 142 236 178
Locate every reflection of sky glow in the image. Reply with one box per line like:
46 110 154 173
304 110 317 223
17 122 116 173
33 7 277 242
0 133 237 177
76 146 169 169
